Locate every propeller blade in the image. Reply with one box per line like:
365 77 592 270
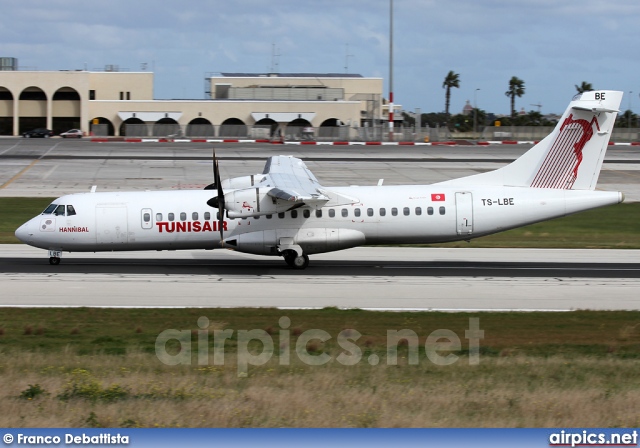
206 148 226 245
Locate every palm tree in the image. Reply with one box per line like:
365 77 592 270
505 76 525 117
575 81 593 93
442 71 460 116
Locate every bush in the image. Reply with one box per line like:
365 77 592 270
20 384 47 400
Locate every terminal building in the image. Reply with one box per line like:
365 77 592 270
0 60 397 139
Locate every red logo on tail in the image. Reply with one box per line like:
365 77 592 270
530 114 600 189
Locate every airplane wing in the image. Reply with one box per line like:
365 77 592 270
261 156 330 207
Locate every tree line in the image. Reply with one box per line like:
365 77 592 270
433 74 636 130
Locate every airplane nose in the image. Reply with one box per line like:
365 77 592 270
15 221 33 243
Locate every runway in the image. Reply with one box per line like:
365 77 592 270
2 246 639 311
2 139 639 311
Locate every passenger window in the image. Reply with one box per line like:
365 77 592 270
180 212 187 221
204 212 211 220
43 204 58 214
342 209 348 217
403 207 410 216
379 208 386 217
367 208 374 217
143 213 151 223
391 207 398 216
278 212 285 219
439 206 446 215
303 209 310 218
354 208 361 217
168 213 175 221
291 210 298 219
67 205 76 216
192 212 198 221
427 207 434 216
54 205 66 216
329 209 336 218
315 209 322 218
266 214 272 219
156 213 163 221
415 207 422 216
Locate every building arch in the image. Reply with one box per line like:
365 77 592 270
52 87 81 134
0 87 14 136
286 118 313 140
254 117 278 137
318 118 345 139
153 117 180 137
186 117 215 137
219 118 247 137
120 117 146 137
89 117 115 136
19 86 47 133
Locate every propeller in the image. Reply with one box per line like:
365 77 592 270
205 148 226 243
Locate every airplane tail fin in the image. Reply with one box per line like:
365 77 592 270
439 90 622 190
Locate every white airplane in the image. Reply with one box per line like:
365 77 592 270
15 90 624 269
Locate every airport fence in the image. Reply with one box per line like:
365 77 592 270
90 123 640 143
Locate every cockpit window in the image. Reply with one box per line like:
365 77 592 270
67 205 76 216
42 204 58 214
53 205 66 216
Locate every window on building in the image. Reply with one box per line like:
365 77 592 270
89 90 96 100
119 91 124 100
126 92 131 100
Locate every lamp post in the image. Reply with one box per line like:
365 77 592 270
629 91 633 131
388 0 394 142
473 88 480 139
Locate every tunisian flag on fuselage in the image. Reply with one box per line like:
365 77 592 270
431 193 446 201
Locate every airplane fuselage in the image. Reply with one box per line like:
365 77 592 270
16 185 622 255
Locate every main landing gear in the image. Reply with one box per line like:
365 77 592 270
283 251 309 270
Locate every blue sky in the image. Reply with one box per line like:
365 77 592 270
2 0 639 115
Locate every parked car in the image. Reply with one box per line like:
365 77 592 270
22 128 53 138
60 129 83 138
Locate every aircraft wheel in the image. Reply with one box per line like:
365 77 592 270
292 254 309 270
49 257 60 265
284 254 296 267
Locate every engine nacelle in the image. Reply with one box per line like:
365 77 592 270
224 187 290 218
221 174 266 190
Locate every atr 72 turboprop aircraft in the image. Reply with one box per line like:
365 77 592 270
16 90 624 269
